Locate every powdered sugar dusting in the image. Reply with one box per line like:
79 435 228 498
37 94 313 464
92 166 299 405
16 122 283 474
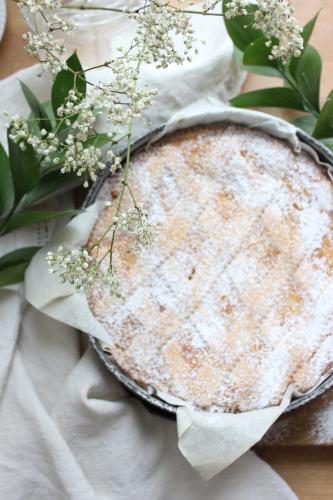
88 125 333 412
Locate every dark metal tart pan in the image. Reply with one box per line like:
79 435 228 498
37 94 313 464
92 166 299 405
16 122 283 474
83 122 333 418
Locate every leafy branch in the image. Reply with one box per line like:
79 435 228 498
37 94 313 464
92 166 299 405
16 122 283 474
0 52 92 286
226 8 333 151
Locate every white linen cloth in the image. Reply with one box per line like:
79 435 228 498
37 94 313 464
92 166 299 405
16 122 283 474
0 14 297 500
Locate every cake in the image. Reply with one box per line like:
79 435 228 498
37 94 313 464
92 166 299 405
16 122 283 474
87 124 333 412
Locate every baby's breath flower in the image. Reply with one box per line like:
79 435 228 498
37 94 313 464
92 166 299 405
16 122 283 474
91 79 158 127
8 116 59 158
57 91 98 141
72 107 97 142
17 0 60 13
82 1 194 131
27 131 59 157
130 3 196 68
47 247 97 290
23 31 67 76
56 89 83 118
106 150 122 174
46 246 124 298
103 268 125 300
116 206 159 249
58 141 105 186
47 14 74 33
7 115 29 149
224 0 249 18
224 0 303 62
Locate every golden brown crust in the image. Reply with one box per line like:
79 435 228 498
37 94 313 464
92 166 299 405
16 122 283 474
87 124 333 412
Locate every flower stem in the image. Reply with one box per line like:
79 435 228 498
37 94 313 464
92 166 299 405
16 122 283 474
106 121 133 268
60 2 225 17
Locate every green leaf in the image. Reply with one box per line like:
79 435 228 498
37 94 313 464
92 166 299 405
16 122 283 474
313 90 333 139
242 37 281 78
51 52 86 127
293 115 317 135
230 87 306 111
222 2 261 52
7 130 40 203
289 12 320 77
42 100 57 128
1 209 81 234
83 133 112 149
0 143 14 218
234 47 280 78
295 45 321 113
18 170 81 210
0 261 30 287
302 11 320 47
27 110 41 137
42 100 55 118
0 246 40 271
0 246 41 287
20 81 53 133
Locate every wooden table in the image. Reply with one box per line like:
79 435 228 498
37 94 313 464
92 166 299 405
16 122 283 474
1 1 333 497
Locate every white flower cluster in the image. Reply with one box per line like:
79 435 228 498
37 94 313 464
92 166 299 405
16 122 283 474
224 0 250 17
17 0 60 13
7 115 29 149
224 0 303 62
47 247 96 289
57 90 97 141
72 106 96 142
114 206 158 249
255 0 303 61
47 246 124 298
8 116 58 159
59 139 105 186
27 129 59 157
17 0 199 193
23 31 67 76
22 7 74 76
130 3 196 68
47 14 74 33
45 206 158 297
56 89 83 118
83 2 196 129
106 150 122 174
88 71 158 129
8 103 121 183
